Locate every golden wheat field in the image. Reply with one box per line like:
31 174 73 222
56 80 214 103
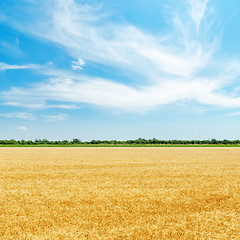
1 147 240 239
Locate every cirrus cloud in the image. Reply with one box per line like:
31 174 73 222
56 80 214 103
17 126 28 131
1 0 240 113
0 112 35 120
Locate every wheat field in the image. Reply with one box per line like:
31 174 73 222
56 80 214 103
1 147 240 239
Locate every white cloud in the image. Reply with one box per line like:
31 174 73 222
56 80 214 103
17 126 28 131
188 0 208 32
9 0 211 79
0 62 41 71
1 0 240 112
0 112 35 120
228 112 240 116
71 58 86 71
41 113 69 122
3 101 79 110
2 74 238 112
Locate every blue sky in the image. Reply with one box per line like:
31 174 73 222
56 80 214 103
1 0 240 140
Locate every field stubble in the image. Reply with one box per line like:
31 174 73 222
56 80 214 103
1 147 240 239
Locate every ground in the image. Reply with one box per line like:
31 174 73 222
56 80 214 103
1 147 240 239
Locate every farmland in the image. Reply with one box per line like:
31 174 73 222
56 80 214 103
1 147 240 239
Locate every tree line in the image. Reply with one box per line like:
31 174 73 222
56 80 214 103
0 138 239 145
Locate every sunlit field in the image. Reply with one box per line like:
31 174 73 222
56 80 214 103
1 147 240 239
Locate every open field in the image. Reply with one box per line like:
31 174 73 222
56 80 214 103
1 147 240 239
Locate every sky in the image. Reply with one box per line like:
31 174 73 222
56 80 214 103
1 0 240 140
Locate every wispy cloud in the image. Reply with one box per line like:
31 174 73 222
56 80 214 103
1 0 240 112
0 41 22 56
228 111 240 116
3 100 79 110
0 62 41 71
0 112 35 120
71 58 86 71
41 113 69 122
3 74 239 111
17 126 28 131
188 0 209 32
4 0 211 78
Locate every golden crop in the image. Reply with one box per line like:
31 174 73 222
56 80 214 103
1 147 240 239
